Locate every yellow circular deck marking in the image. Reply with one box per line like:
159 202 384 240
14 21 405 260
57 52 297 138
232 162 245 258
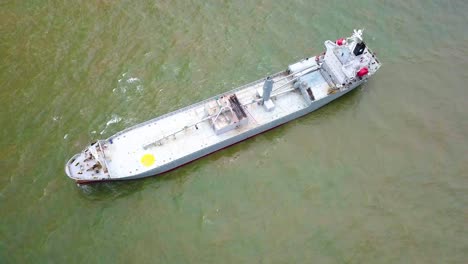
141 154 155 167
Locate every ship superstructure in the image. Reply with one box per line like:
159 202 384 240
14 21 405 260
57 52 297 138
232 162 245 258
65 29 381 183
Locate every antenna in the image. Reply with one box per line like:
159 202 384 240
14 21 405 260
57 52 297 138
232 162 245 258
352 29 364 42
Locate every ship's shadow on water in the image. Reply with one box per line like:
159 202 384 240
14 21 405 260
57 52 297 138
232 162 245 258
75 83 369 200
75 179 150 201
305 81 369 120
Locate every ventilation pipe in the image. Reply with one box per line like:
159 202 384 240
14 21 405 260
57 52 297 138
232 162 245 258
262 77 273 103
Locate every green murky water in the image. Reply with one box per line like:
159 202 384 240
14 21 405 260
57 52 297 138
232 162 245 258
1 0 467 262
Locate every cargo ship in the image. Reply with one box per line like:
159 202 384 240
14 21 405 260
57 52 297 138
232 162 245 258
65 29 381 183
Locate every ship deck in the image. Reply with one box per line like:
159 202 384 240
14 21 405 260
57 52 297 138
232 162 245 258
104 69 330 178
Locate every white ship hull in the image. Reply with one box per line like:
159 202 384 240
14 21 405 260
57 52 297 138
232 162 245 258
126 84 358 180
65 29 381 183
